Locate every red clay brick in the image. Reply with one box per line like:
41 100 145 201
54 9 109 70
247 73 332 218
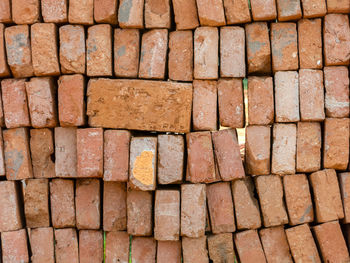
301 0 326 17
250 0 277 21
79 230 103 263
77 128 103 178
54 127 77 177
131 237 156 263
68 0 93 25
248 76 274 125
172 0 199 30
276 0 302 21
118 0 144 28
94 0 118 24
0 128 5 175
103 182 127 231
324 66 349 118
324 14 350 66
234 230 267 263
0 0 11 23
310 169 344 223
127 189 153 236
87 24 112 77
196 0 225 26
208 233 236 262
104 130 130 182
327 0 350 13
12 0 39 24
271 23 298 72
41 0 67 23
114 29 140 78
168 30 193 81
0 181 23 232
144 0 171 28
0 24 9 77
1 79 31 128
54 228 79 263
298 18 323 69
50 179 75 228
25 77 58 128
223 0 251 24
1 229 29 263
182 236 209 263
194 27 218 79
76 179 100 230
296 122 321 172
59 25 86 74
3 128 33 180
323 118 349 170
181 184 206 238
105 231 129 263
339 173 350 223
157 134 184 184
157 241 181 263
29 227 54 263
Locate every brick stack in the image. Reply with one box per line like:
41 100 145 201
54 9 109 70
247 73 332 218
0 0 349 262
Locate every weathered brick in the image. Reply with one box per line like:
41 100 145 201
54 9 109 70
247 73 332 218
68 0 93 25
105 231 129 263
118 0 144 28
234 230 267 262
339 173 350 223
131 237 156 263
103 182 126 231
87 24 112 77
223 0 251 24
208 233 236 263
79 230 103 263
301 0 326 17
29 227 55 263
196 0 225 26
327 0 350 13
276 0 302 21
55 127 77 177
157 241 181 263
172 0 199 30
182 237 209 263
94 0 118 24
310 169 344 223
0 0 11 23
1 229 29 263
54 228 79 263
144 0 170 28
77 128 103 178
0 24 9 77
296 122 321 172
41 0 67 23
114 29 140 78
12 0 39 24
250 0 277 21
104 130 130 182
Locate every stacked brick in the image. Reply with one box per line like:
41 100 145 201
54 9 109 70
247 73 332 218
0 0 349 262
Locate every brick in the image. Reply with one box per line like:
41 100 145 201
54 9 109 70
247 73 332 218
0 181 23 232
276 0 302 21
114 29 140 78
157 134 184 184
323 118 349 170
186 132 216 183
41 0 67 23
245 126 271 175
87 79 192 133
220 26 245 78
24 179 49 228
79 230 103 263
327 0 350 13
196 0 225 26
131 237 156 263
54 228 79 263
271 123 296 175
192 80 217 131
324 66 350 118
271 23 298 71
12 0 39 24
3 128 33 180
157 241 181 263
1 229 29 263
324 14 350 66
212 129 245 181
105 231 129 263
127 189 153 236
208 233 236 263
55 127 77 177
182 237 209 263
301 0 326 17
0 0 11 23
144 0 170 28
155 190 180 241
256 175 288 227
310 169 344 223
76 179 100 229
25 77 58 128
59 25 86 74
103 182 126 231
0 24 9 77
259 226 293 262
223 0 251 24
250 0 277 21
77 128 103 178
234 230 266 263
0 128 5 175
94 0 118 24
168 31 193 81
296 122 321 172
313 221 350 262
298 18 323 69
31 23 60 76
172 0 199 30
118 0 144 28
245 22 271 74
274 71 299 123
232 178 261 230
181 184 206 238
104 130 130 182
50 179 75 228
87 24 112 77
286 224 321 263
2 79 30 128
339 173 350 223
29 227 54 263
194 27 218 79
68 0 93 24
138 29 167 79
248 76 274 125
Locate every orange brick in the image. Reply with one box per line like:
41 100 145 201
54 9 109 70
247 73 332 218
79 230 103 263
301 0 326 18
68 0 93 25
223 0 251 24
105 231 129 263
0 0 11 23
327 0 350 13
41 0 67 23
12 0 39 24
55 228 79 263
94 0 118 24
1 229 29 263
276 0 302 21
172 0 199 30
103 182 126 231
196 0 226 26
234 230 266 262
118 0 144 28
145 0 171 28
250 0 277 21
0 24 9 77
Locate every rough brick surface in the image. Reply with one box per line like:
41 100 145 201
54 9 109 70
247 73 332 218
0 0 11 23
68 0 93 25
29 227 55 263
131 237 156 263
250 0 277 21
41 0 67 23
301 0 326 17
208 233 236 263
144 0 171 28
105 231 129 263
277 0 302 21
172 0 199 30
327 0 350 13
103 182 126 231
94 0 118 24
1 229 29 263
196 0 225 26
224 0 251 24
79 230 103 263
54 228 79 263
182 237 209 263
339 173 350 223
234 230 267 262
118 0 144 28
157 241 181 263
12 0 39 24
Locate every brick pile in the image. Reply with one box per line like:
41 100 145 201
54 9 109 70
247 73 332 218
0 0 349 262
